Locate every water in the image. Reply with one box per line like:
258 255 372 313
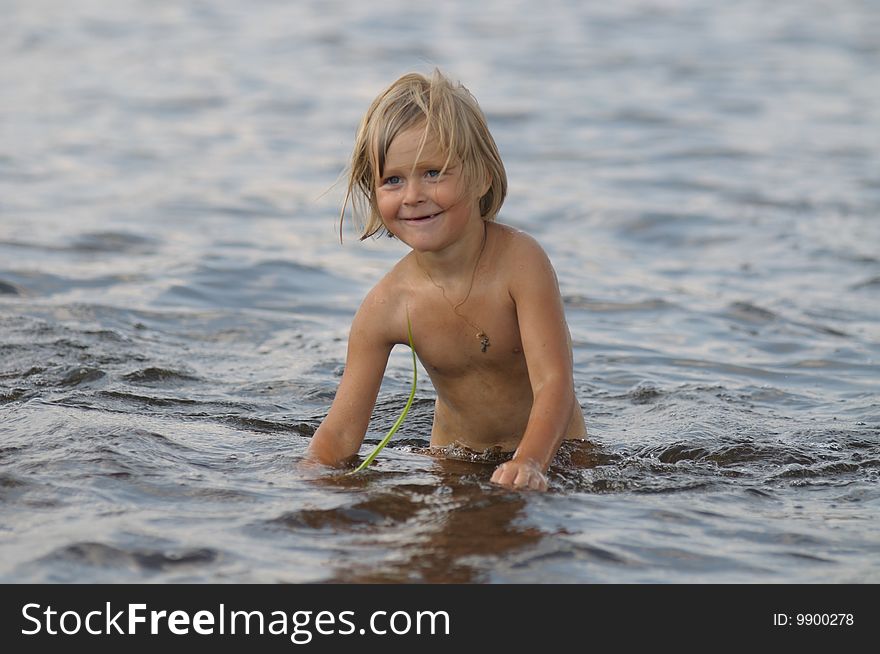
1 0 878 583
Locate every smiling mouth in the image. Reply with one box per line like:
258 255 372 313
403 212 441 222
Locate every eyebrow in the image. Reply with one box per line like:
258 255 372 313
382 161 458 175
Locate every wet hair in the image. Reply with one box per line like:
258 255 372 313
341 69 507 240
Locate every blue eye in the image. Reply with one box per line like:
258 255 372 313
384 175 402 185
426 170 440 179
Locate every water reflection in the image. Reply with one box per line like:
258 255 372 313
328 462 541 584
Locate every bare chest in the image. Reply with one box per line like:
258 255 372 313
408 287 525 377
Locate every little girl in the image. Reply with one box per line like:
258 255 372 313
305 70 586 490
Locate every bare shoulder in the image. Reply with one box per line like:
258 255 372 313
490 223 557 285
353 259 412 346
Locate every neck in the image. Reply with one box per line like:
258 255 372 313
414 219 488 283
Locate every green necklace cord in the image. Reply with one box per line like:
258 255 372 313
350 314 417 474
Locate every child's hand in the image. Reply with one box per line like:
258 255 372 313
490 459 548 491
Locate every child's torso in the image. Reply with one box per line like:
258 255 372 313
388 235 585 450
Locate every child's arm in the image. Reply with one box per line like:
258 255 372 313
490 235 576 491
305 286 396 467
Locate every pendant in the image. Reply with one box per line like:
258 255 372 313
478 332 490 353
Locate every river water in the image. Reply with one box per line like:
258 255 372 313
1 0 878 583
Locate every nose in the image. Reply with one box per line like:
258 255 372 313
402 177 425 206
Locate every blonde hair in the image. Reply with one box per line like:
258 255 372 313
342 69 507 240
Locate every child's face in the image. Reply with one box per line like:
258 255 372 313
375 126 482 253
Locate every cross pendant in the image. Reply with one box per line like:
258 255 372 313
478 332 490 353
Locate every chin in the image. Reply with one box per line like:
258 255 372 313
392 229 442 252
404 239 441 253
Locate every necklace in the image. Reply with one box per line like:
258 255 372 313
418 222 490 353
